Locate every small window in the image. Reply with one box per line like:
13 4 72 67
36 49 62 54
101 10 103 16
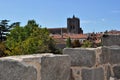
72 26 75 29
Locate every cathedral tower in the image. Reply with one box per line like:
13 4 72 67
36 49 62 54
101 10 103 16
67 15 83 34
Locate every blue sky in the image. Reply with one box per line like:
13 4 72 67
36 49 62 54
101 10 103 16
0 0 120 33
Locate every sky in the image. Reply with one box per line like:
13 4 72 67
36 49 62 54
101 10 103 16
0 0 120 33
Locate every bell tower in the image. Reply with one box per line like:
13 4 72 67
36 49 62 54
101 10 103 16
67 15 83 34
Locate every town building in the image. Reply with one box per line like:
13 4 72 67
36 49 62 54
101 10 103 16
50 33 88 49
107 30 120 34
48 15 84 49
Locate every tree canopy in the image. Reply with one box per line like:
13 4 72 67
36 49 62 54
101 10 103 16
5 20 57 56
0 20 20 42
66 37 72 48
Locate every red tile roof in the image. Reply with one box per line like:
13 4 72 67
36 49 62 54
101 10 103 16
50 33 88 39
108 30 120 34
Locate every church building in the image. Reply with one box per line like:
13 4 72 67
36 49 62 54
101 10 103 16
48 15 83 34
67 15 83 34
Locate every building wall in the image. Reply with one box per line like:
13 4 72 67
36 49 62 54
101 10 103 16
48 28 67 34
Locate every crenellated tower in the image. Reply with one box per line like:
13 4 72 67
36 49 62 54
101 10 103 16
67 15 83 34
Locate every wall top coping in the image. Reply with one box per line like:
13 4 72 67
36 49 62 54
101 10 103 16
103 46 120 49
64 47 101 50
0 53 69 62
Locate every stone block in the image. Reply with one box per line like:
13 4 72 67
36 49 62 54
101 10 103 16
106 65 111 80
100 46 120 64
40 55 71 80
0 59 37 80
81 67 104 80
0 54 71 80
100 47 110 64
110 77 115 80
70 67 81 80
113 66 120 79
102 34 120 46
63 48 96 67
109 77 120 80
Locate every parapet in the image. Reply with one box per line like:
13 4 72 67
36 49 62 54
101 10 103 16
102 34 120 46
63 48 100 67
0 53 71 80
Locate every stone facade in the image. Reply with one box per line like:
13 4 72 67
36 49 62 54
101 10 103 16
67 15 83 34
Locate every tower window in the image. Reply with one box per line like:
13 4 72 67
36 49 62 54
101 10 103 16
72 26 75 29
70 26 75 29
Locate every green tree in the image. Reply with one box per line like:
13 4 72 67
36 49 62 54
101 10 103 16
5 20 56 55
81 40 92 48
66 37 72 48
0 42 8 57
0 20 19 42
72 39 81 47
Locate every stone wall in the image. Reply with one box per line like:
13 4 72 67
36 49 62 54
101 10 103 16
0 54 70 80
102 34 120 46
63 47 105 80
0 34 120 80
63 34 120 80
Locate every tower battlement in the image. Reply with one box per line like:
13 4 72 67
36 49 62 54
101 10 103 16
67 15 83 34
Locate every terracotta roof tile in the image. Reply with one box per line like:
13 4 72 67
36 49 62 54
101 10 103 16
51 33 88 39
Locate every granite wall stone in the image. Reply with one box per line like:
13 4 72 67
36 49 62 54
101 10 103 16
41 55 71 80
70 67 81 80
63 48 96 67
0 54 71 80
100 47 110 64
81 67 104 80
102 34 120 46
113 66 120 79
0 59 37 80
100 46 120 64
106 65 111 80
